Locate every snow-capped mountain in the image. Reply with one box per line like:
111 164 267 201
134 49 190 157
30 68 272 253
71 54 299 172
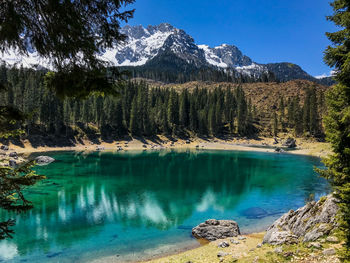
112 23 267 77
0 23 331 84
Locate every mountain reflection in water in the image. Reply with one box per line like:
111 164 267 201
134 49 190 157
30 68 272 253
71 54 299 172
0 150 329 262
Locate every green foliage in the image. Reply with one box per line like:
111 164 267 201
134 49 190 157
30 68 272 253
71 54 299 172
0 67 257 138
44 67 129 99
283 89 324 137
0 0 134 70
318 84 350 260
321 0 350 260
0 161 45 240
0 1 134 98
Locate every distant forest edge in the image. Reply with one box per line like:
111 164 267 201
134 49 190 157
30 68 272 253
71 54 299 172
0 65 328 145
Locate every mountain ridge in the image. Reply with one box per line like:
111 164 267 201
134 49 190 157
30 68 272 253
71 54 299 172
0 22 335 85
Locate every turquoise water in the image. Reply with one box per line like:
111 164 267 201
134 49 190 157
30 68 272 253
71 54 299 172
0 150 329 262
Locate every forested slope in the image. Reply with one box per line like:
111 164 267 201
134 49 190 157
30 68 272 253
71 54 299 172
0 66 328 146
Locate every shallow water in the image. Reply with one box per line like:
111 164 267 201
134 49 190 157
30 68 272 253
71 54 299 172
0 149 329 262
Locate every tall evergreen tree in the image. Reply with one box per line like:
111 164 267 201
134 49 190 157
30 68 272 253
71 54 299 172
319 0 350 260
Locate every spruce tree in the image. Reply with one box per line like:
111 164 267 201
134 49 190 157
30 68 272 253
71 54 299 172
319 1 350 260
129 97 139 136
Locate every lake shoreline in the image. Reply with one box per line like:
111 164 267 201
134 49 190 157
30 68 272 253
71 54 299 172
1 137 333 263
6 136 331 158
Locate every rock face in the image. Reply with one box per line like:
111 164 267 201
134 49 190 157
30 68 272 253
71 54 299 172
35 156 55 166
263 195 339 245
192 219 240 241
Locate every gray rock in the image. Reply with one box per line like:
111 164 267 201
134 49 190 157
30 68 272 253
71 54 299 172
308 242 322 249
274 246 283 254
264 231 298 245
257 243 262 248
238 236 246 240
263 195 339 245
282 138 297 148
217 251 229 258
35 156 55 166
218 241 230 248
96 146 105 151
192 219 240 241
9 152 18 158
323 248 336 256
0 145 9 151
275 147 285 153
9 159 16 168
326 236 339 243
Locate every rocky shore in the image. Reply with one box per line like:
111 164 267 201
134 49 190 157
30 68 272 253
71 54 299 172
148 195 342 263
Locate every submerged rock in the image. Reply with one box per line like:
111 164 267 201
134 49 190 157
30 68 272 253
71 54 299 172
192 219 240 241
263 195 339 245
241 207 268 219
35 156 55 166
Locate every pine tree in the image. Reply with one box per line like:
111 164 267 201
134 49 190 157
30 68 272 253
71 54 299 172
319 1 350 259
129 97 139 136
179 90 189 128
167 90 177 135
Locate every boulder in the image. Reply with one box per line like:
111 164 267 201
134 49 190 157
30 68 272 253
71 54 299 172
217 251 229 258
9 152 18 159
96 146 105 151
263 195 339 245
35 156 55 166
9 160 17 168
323 248 336 256
275 147 285 153
192 219 240 241
218 241 230 248
282 138 296 148
230 239 240 245
326 236 339 243
0 145 9 151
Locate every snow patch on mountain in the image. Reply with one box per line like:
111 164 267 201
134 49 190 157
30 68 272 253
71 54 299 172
0 23 284 80
198 45 228 68
113 24 175 66
236 63 268 77
0 49 51 69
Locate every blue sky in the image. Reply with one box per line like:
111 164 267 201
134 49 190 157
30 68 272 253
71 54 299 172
125 0 336 77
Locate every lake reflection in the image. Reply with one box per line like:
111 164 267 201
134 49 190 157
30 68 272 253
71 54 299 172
0 150 329 262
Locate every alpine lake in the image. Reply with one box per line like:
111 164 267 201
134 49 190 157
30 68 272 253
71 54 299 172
0 149 330 262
